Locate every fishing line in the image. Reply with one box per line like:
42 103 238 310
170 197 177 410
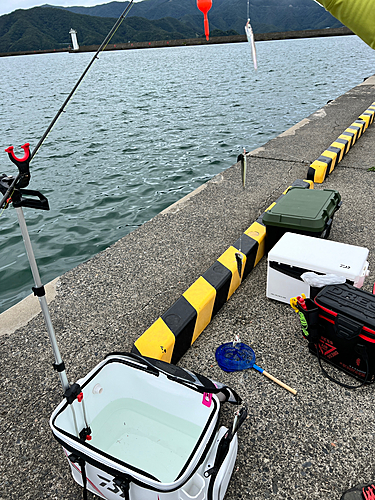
30 0 134 162
0 0 134 210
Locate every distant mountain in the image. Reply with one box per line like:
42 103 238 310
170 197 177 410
0 0 342 54
45 0 342 34
0 6 232 53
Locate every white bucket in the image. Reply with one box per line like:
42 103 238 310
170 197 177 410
50 354 239 499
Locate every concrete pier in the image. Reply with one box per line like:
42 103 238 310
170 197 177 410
1 75 375 499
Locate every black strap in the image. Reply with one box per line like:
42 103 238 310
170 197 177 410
64 383 82 404
316 344 370 389
105 352 242 404
79 458 88 500
68 454 87 500
52 361 65 373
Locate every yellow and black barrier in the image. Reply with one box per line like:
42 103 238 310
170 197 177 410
307 102 375 183
132 179 313 364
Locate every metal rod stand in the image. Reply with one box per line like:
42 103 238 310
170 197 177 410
15 207 70 392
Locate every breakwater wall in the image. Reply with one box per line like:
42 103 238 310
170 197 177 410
73 26 353 53
0 26 353 58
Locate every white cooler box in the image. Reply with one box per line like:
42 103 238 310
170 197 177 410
267 232 369 304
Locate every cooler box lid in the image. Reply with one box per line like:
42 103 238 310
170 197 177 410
263 187 341 232
268 233 369 281
315 283 375 332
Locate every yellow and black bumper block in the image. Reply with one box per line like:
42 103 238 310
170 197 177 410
307 160 328 184
133 245 253 364
340 130 356 147
349 119 366 138
284 178 314 192
307 103 375 184
132 180 312 363
359 112 374 129
133 317 176 363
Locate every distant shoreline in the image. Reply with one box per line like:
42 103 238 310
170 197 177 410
0 26 353 58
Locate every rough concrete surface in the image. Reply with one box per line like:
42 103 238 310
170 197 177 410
0 77 375 500
0 278 59 337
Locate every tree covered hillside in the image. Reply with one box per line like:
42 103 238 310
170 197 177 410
0 0 342 54
0 6 225 53
54 0 342 35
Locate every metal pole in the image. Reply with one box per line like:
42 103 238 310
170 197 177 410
15 207 70 392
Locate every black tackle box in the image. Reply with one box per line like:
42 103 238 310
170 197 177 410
304 283 375 385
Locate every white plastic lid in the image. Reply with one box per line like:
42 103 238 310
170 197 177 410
268 233 369 281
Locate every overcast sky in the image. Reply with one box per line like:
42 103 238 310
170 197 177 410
0 0 140 17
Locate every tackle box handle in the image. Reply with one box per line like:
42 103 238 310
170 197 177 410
315 343 371 389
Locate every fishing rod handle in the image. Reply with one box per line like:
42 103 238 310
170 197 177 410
262 370 297 395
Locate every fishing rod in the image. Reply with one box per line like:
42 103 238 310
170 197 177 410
0 0 135 395
0 0 134 210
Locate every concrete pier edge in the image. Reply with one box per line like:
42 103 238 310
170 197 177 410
0 278 60 336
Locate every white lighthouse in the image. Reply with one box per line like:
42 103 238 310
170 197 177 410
69 29 79 51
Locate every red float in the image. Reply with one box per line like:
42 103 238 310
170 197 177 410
196 0 212 41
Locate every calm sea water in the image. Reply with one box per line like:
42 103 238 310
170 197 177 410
0 36 374 312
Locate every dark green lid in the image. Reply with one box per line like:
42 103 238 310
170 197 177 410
262 187 341 232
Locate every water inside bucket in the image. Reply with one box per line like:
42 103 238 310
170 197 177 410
89 398 203 483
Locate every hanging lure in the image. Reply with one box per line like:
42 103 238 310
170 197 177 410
236 147 247 188
245 0 257 70
197 0 212 41
235 252 244 278
241 147 247 187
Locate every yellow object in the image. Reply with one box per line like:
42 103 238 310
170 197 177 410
132 181 314 363
320 149 339 174
307 104 375 183
265 202 276 212
134 317 175 363
290 297 299 313
183 277 216 343
330 141 346 162
290 293 306 313
316 0 375 50
308 160 328 183
245 221 266 266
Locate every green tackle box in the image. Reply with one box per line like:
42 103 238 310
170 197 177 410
263 187 341 251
